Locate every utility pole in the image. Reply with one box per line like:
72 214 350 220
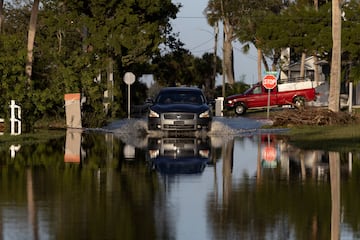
222 20 226 98
220 0 226 98
212 21 219 97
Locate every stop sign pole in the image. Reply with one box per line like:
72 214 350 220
262 74 277 119
123 72 136 119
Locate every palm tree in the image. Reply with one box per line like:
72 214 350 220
205 0 236 86
25 0 40 87
329 0 341 112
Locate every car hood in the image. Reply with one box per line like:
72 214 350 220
150 104 209 113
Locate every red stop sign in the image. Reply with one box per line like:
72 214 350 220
263 74 277 89
262 146 277 162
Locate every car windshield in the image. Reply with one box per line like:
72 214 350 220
243 87 254 95
156 91 205 105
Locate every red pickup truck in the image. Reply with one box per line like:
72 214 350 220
224 81 316 115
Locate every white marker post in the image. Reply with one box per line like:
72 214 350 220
10 100 21 135
123 72 136 119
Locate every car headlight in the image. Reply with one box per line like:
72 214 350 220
149 149 159 159
199 149 210 158
199 110 210 118
148 109 160 118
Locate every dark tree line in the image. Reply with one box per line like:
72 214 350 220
2 0 360 129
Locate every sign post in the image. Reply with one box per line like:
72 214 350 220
123 72 136 119
262 74 277 119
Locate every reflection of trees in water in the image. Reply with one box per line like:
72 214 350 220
69 132 173 240
341 152 360 235
207 135 359 240
0 130 360 239
330 152 340 240
0 133 173 240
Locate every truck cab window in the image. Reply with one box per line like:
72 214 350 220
253 86 262 94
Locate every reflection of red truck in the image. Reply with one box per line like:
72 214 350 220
224 81 316 115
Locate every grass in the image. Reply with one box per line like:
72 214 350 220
237 107 360 152
280 124 360 151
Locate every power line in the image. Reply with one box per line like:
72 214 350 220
189 37 214 51
191 47 214 54
233 45 258 61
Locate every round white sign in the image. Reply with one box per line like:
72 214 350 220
124 72 136 85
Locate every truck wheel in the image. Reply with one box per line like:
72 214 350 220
234 103 246 115
294 97 305 108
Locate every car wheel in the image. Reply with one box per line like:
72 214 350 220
294 97 305 109
234 103 246 115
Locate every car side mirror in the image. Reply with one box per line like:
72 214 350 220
145 98 154 104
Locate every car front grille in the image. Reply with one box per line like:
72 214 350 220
163 113 195 120
159 112 198 131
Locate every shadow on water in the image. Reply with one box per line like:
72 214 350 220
0 117 358 239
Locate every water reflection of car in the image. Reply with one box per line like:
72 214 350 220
147 87 212 132
147 137 211 174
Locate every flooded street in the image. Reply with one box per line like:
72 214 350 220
0 117 359 240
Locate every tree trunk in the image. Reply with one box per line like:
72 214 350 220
313 0 320 86
211 21 219 98
300 52 306 80
262 52 270 72
329 0 341 112
271 49 280 72
313 55 320 84
25 0 40 87
314 0 318 11
223 20 235 85
0 0 4 34
257 48 262 82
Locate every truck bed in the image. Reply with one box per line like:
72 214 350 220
277 81 314 92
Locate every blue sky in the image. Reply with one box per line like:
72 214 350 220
171 0 259 85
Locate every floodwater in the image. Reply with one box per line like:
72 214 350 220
0 117 359 240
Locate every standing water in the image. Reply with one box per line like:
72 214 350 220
0 117 358 240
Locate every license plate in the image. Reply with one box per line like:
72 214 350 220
174 121 184 125
174 143 184 148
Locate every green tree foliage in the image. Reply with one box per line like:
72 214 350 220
0 2 32 129
256 0 360 85
259 2 331 60
193 52 222 99
341 0 360 83
0 0 180 128
152 48 194 87
206 0 285 83
152 49 222 98
0 34 28 121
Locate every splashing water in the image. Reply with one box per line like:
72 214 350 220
99 117 278 148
